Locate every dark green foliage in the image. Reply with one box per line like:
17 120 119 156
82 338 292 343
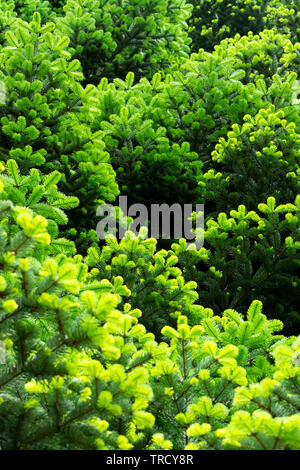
0 0 300 452
91 72 205 208
85 228 204 337
0 159 78 256
0 1 16 46
212 30 300 87
174 196 300 334
265 0 300 44
189 0 268 52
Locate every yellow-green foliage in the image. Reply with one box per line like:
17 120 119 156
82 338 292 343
0 0 299 452
0 163 300 450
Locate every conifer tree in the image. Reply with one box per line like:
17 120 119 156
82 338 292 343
55 0 192 84
93 41 299 212
188 0 268 52
0 0 299 452
0 13 119 236
265 0 300 44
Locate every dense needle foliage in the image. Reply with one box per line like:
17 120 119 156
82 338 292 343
0 0 300 451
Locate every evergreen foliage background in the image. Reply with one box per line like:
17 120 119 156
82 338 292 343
0 0 299 450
